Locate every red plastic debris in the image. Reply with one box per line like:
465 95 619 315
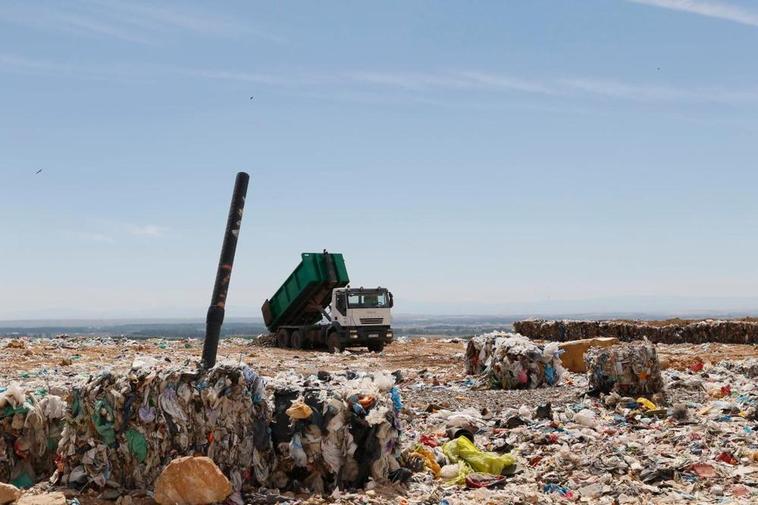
716 452 738 465
419 434 439 447
465 472 507 489
721 385 732 397
689 360 704 373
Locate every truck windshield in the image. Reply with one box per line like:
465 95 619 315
347 290 390 308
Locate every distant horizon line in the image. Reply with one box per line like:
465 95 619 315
2 310 758 327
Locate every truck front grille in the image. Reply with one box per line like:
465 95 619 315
360 317 383 325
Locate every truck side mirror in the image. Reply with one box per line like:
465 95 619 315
388 292 394 308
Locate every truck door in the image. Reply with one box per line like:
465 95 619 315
335 291 348 324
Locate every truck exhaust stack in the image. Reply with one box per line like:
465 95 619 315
201 171 249 369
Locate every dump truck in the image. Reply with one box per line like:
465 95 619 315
262 252 394 352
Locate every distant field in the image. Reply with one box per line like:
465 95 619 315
2 314 755 339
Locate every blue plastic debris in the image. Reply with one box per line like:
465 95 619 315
390 386 403 412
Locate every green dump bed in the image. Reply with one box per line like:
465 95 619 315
262 252 349 331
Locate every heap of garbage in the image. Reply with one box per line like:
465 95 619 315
586 340 664 396
465 332 564 389
402 356 758 504
268 370 404 493
56 362 273 492
514 318 758 344
3 335 758 503
0 386 66 488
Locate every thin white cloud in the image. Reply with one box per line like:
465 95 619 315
344 71 558 95
627 0 758 27
180 68 324 86
2 53 757 106
0 3 155 44
128 225 167 238
562 77 758 103
456 71 558 95
0 0 281 44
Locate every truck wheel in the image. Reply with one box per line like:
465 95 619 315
276 329 290 348
368 342 384 353
290 330 304 350
327 332 343 354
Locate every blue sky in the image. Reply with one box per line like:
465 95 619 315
2 0 758 320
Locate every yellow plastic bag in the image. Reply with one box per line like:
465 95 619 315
636 397 657 411
442 436 515 476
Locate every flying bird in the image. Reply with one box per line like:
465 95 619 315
34 169 43 175
250 96 254 100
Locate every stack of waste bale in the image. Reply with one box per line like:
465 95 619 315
0 385 66 488
585 340 664 395
56 362 273 492
465 332 564 389
268 370 404 493
514 319 758 344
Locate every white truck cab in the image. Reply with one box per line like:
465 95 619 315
327 287 394 351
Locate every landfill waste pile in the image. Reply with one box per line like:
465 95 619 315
585 340 664 396
2 335 758 504
465 332 564 389
0 386 66 489
514 318 758 344
55 361 273 495
267 370 404 494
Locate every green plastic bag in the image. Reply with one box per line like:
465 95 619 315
125 428 148 463
443 436 515 476
92 399 116 445
11 472 34 489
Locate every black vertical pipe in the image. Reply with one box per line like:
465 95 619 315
202 172 250 368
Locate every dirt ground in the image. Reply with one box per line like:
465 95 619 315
3 335 757 412
3 335 757 377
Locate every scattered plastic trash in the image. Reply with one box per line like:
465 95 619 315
442 436 515 477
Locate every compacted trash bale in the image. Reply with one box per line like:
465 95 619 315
585 340 664 395
465 332 564 389
56 363 273 492
0 385 66 488
268 371 403 493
